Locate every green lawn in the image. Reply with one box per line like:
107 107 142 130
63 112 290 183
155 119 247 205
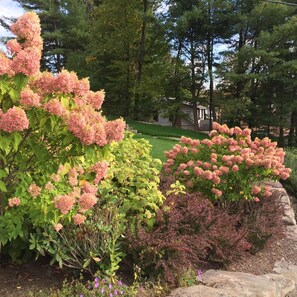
126 120 208 162
125 119 208 139
133 134 179 161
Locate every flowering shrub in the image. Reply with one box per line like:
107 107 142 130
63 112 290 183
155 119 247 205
0 12 125 261
29 134 164 277
163 122 291 203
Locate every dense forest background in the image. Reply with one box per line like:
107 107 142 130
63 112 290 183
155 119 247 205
1 0 297 145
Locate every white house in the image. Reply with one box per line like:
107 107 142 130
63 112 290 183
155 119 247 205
156 100 210 131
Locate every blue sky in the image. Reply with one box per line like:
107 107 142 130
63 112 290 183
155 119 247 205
0 0 24 37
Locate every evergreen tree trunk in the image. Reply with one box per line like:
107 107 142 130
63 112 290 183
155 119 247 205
279 124 284 147
288 110 297 146
173 40 183 127
190 36 199 131
134 0 148 120
207 33 215 130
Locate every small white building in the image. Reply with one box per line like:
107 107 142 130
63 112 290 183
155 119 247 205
156 101 210 131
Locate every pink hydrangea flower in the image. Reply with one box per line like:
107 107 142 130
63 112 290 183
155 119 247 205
10 12 42 49
6 39 22 54
81 181 98 195
219 166 229 174
32 71 56 95
74 78 90 97
0 52 13 76
43 99 65 116
87 90 105 110
11 47 41 76
212 175 221 184
20 87 41 107
0 107 29 133
54 194 76 214
209 130 218 137
73 213 86 225
232 165 239 172
92 161 109 184
45 181 54 191
211 188 222 197
55 70 77 94
203 170 213 180
201 139 213 147
68 168 79 186
104 118 125 143
51 173 61 182
8 197 21 207
78 193 97 212
28 183 41 198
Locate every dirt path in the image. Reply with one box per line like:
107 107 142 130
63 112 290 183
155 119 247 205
0 257 67 297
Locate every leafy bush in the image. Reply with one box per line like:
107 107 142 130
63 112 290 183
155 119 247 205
163 122 291 204
0 12 125 262
100 133 164 230
0 12 164 280
26 134 164 277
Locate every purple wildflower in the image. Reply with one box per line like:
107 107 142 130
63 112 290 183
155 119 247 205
197 269 203 282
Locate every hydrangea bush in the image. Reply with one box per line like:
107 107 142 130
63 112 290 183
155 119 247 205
163 122 291 204
0 12 126 259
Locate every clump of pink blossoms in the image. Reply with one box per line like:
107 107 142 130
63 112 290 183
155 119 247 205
8 197 21 207
9 12 43 76
73 213 86 225
28 183 41 198
164 122 291 203
92 161 109 184
20 87 41 107
78 193 97 212
54 194 76 215
0 107 29 133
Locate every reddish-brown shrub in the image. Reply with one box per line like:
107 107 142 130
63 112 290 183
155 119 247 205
127 191 250 285
127 177 284 286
